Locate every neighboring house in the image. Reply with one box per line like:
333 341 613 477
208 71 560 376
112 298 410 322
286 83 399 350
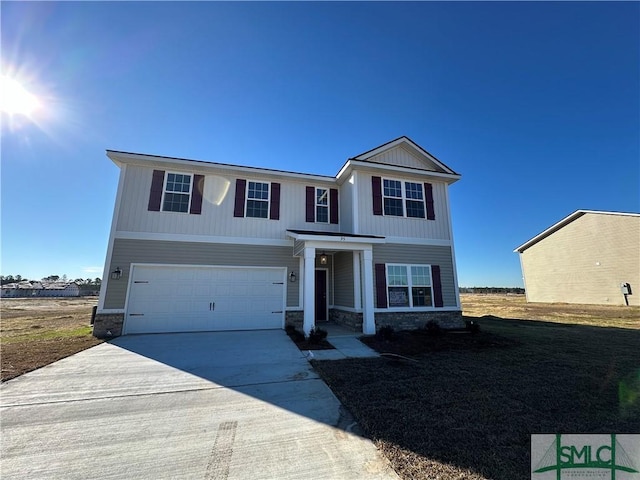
40 282 81 297
514 210 640 306
0 281 80 298
93 136 463 338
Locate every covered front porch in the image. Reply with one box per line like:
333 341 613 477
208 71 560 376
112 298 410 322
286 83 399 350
286 230 385 336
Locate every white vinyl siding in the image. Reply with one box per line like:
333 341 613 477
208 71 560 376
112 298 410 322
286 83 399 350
117 165 340 239
365 144 447 172
359 172 451 239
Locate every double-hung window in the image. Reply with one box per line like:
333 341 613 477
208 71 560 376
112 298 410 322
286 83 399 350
382 179 425 218
316 188 329 223
162 173 192 213
386 264 433 307
246 181 270 218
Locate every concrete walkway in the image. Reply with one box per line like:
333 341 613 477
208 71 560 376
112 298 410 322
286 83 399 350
306 335 380 361
1 331 397 480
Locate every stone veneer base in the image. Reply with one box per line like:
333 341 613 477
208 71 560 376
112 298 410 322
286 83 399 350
94 309 464 338
93 313 124 338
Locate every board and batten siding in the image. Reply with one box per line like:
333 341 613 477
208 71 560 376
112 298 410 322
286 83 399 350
116 165 341 239
339 176 355 233
333 251 355 308
521 213 640 306
104 239 300 309
373 244 457 308
356 172 451 240
366 144 445 172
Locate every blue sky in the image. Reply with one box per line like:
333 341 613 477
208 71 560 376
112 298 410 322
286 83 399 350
1 1 638 287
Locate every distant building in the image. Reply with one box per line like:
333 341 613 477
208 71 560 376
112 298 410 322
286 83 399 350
514 210 639 306
0 281 81 298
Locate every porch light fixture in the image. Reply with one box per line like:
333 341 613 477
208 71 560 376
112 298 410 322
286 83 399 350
319 252 328 265
289 271 297 283
111 267 122 280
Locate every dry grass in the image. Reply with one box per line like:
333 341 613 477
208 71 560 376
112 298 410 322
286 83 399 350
462 293 640 329
313 294 640 480
1 297 103 381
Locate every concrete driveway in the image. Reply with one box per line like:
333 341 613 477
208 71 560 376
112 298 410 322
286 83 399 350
1 331 397 480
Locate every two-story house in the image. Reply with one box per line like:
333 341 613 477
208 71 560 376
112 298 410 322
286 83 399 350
93 137 463 338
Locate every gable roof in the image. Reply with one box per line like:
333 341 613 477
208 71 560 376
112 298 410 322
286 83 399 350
514 210 640 253
351 136 459 175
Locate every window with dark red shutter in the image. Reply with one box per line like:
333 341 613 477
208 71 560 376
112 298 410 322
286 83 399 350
189 174 204 215
305 186 315 222
234 179 246 217
425 182 435 220
148 170 165 212
330 188 339 224
270 183 281 220
372 176 383 215
375 263 388 308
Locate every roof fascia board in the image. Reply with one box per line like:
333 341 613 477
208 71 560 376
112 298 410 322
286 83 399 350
106 150 335 183
514 209 640 253
337 159 461 184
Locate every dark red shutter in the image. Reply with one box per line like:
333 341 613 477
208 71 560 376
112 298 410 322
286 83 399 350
432 265 443 307
305 186 315 222
425 182 435 220
372 176 383 215
148 170 165 212
330 188 339 224
234 179 246 217
270 182 281 220
190 174 204 214
375 263 388 308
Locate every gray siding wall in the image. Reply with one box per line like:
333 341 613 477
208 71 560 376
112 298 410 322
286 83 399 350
521 213 640 306
373 243 458 307
333 251 355 308
104 239 299 309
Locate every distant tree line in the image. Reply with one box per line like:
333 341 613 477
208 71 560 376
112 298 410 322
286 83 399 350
0 275 102 287
460 287 525 294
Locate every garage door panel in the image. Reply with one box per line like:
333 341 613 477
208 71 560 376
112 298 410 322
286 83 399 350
125 266 285 334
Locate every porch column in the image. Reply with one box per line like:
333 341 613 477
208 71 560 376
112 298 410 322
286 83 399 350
362 249 376 335
353 251 362 310
303 246 316 336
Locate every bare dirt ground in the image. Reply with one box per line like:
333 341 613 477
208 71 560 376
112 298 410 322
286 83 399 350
1 297 102 381
461 293 640 329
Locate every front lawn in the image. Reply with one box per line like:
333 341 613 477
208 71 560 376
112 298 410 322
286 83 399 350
312 316 640 480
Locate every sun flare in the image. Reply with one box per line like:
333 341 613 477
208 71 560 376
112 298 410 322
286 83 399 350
0 75 41 116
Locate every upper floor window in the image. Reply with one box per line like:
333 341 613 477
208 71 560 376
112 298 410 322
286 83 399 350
163 173 192 213
246 181 270 218
382 179 425 218
316 188 329 223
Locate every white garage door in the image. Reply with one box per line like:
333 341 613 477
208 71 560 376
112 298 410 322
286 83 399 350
124 265 285 334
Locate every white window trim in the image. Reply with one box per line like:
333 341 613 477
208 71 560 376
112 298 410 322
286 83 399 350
315 187 329 223
161 171 193 214
245 180 271 219
386 263 434 308
382 177 425 219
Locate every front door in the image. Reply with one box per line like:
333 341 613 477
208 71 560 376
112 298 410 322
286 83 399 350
315 269 328 322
